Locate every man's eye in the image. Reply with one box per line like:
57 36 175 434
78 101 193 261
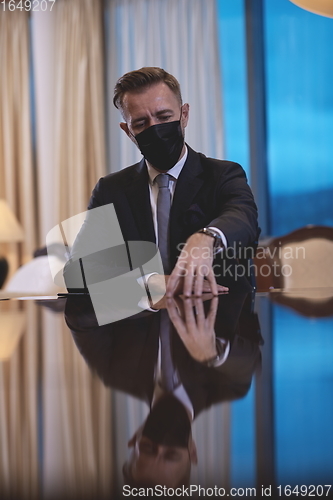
139 442 155 454
160 115 172 121
164 453 181 462
164 450 182 462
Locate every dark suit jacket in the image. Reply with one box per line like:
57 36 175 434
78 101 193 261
87 146 259 267
64 146 259 291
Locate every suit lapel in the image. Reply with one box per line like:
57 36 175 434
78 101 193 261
123 149 205 260
169 146 204 257
124 159 156 244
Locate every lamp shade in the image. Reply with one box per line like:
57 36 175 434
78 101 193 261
289 0 333 17
0 199 24 242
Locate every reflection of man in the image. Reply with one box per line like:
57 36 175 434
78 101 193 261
84 67 258 296
65 289 261 487
123 394 197 488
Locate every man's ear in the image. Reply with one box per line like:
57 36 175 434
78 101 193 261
127 432 137 448
120 122 130 137
181 103 190 129
189 438 198 465
120 122 138 148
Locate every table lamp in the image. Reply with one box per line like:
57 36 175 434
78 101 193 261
0 199 24 288
289 0 333 17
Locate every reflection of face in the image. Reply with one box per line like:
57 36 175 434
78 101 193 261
124 395 197 488
129 435 193 488
119 82 189 140
142 394 191 447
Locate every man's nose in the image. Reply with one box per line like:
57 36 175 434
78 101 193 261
146 116 159 128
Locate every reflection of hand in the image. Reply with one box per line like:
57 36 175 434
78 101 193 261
148 273 228 310
166 296 219 362
148 272 218 302
150 296 167 310
166 233 228 297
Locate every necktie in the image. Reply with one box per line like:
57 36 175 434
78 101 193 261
159 310 179 392
155 173 171 274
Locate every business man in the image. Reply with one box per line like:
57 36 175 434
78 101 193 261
67 67 258 298
65 289 261 488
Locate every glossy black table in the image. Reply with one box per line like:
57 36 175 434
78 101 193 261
0 287 332 499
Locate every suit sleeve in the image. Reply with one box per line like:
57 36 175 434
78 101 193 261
208 162 259 251
88 177 107 209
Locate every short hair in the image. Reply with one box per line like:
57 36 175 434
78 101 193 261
122 461 191 489
113 67 182 112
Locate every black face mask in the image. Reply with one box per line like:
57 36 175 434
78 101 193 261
135 120 184 171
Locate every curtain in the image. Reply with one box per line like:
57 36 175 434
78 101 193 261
0 302 113 499
42 312 112 499
1 1 112 496
0 11 40 498
36 1 112 496
0 301 39 499
192 404 231 487
0 9 37 270
106 0 224 172
54 0 106 223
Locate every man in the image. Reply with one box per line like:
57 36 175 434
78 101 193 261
69 67 258 297
122 393 197 489
65 289 261 489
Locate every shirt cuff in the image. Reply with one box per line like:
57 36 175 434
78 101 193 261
137 273 164 311
138 296 159 312
208 226 228 252
137 272 158 290
211 338 230 367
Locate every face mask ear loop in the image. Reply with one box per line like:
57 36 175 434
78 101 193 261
128 128 135 140
179 106 186 139
128 128 139 148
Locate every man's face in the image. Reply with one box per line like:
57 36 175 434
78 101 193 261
125 433 197 488
119 82 189 139
124 395 197 487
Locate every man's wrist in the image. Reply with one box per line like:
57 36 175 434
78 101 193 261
197 227 223 255
201 338 229 367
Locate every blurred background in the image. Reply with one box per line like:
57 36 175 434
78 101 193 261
0 0 333 497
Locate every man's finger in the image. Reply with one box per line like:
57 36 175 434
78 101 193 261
205 267 218 296
170 295 185 316
183 296 196 328
207 296 218 330
194 267 206 296
183 264 195 297
166 265 183 296
194 297 205 330
201 280 228 293
166 298 187 336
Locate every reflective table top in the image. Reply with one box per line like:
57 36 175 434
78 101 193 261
0 286 333 499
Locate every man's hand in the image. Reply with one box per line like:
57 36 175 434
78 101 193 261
166 296 219 362
166 232 228 297
147 275 222 310
147 271 218 299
